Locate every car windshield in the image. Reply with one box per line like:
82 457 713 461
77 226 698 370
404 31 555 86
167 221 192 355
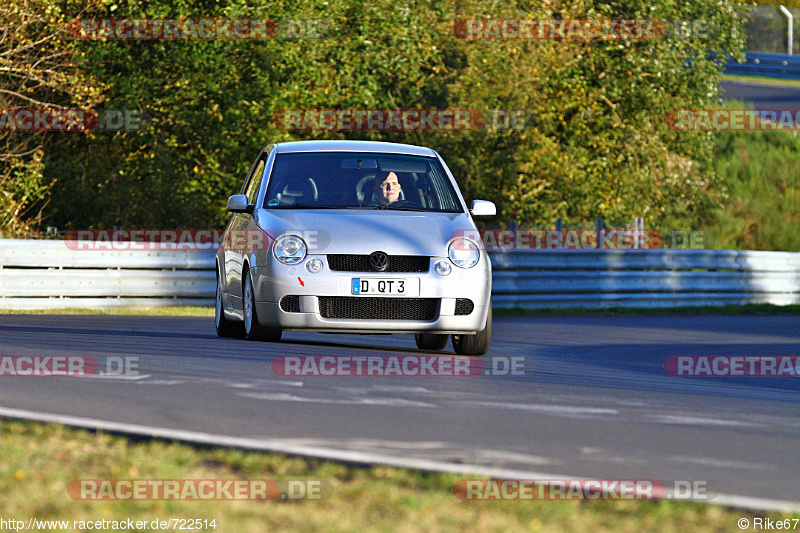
263 151 463 212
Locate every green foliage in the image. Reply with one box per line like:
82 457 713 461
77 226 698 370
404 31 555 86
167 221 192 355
0 0 104 236
0 151 48 236
442 0 746 228
707 126 800 251
26 0 748 235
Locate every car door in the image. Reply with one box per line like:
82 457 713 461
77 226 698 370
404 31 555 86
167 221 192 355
225 150 268 310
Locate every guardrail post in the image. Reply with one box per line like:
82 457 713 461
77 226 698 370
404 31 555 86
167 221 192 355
554 219 563 249
633 217 644 249
780 5 794 55
595 219 604 249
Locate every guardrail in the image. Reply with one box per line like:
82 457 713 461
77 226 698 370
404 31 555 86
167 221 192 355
491 249 800 309
1 239 798 310
723 51 800 79
0 239 216 310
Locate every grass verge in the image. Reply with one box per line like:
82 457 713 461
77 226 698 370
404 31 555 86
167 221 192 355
709 127 800 251
0 307 215 317
721 74 800 87
0 419 791 532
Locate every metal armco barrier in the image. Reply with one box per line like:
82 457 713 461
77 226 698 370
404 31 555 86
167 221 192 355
0 239 216 309
491 249 800 309
724 51 800 79
0 239 798 310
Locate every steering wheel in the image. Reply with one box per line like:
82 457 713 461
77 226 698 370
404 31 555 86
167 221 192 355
388 200 420 208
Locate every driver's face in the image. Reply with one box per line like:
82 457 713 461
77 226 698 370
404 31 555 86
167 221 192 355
375 173 401 205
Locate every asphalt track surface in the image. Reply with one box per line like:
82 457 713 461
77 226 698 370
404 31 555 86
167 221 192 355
720 80 800 107
0 313 798 510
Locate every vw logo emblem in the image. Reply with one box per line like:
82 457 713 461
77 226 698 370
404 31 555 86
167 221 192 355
369 251 389 272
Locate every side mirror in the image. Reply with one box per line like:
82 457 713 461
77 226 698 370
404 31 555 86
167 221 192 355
226 194 253 213
470 200 496 218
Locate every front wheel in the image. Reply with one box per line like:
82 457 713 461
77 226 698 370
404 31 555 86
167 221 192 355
243 269 282 342
415 333 449 351
216 271 244 338
452 303 492 356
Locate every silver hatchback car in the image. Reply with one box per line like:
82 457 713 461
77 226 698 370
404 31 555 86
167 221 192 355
215 140 496 355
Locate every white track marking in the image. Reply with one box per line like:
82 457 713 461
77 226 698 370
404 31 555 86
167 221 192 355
647 415 759 427
457 401 618 416
0 405 797 513
669 456 772 470
237 392 435 408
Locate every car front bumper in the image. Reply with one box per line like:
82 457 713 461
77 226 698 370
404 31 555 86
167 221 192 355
250 255 491 334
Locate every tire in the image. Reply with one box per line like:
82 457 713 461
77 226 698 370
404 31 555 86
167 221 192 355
452 303 492 356
215 270 244 338
243 268 282 342
415 333 449 350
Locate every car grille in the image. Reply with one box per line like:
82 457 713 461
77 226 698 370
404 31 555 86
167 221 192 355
280 295 301 313
455 299 474 315
318 297 437 321
327 255 429 273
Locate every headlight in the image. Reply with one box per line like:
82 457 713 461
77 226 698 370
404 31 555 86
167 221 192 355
434 260 452 276
273 235 307 265
305 258 323 273
448 238 480 268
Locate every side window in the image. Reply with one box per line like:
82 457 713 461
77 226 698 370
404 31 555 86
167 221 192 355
244 158 266 205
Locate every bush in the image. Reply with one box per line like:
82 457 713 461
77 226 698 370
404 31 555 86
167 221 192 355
15 0 748 235
707 123 800 251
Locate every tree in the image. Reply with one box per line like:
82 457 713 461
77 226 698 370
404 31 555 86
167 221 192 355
0 0 103 236
34 0 747 233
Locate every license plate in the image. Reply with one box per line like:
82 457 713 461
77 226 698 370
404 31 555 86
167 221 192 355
351 278 407 295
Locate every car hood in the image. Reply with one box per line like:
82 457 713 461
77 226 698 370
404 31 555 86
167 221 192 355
253 209 477 256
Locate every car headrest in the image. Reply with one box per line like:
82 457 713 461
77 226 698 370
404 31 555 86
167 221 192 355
356 176 376 203
276 178 318 206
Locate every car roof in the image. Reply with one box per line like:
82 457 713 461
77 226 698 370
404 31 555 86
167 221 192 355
274 140 436 157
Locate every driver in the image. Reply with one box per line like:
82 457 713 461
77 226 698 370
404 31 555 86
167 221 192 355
373 171 402 206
